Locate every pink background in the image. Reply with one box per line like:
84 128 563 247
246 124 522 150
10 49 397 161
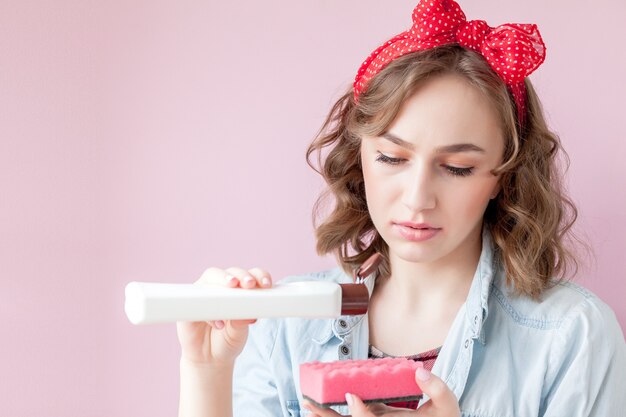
1 1 624 415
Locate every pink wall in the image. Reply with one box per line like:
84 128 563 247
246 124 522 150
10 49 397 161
1 1 624 415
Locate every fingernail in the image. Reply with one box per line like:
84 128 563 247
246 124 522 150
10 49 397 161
262 277 271 286
215 320 225 329
345 392 353 406
228 276 238 286
243 276 254 285
416 367 431 381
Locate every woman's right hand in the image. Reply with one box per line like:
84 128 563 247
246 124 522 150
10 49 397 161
176 267 273 367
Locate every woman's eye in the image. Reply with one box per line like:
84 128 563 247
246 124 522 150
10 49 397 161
444 165 474 177
375 152 405 165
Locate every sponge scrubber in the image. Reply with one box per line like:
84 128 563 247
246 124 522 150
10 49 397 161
300 357 423 407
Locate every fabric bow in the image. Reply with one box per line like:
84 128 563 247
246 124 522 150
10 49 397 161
353 0 546 127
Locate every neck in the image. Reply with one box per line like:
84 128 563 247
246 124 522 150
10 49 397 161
374 229 483 317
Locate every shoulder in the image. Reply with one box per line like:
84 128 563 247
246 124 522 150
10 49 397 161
486 277 626 404
490 275 620 332
541 280 620 332
489 276 625 365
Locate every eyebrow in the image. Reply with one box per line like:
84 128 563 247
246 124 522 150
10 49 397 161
381 132 486 154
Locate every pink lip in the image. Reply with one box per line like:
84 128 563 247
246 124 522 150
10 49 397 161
392 221 441 242
395 221 440 229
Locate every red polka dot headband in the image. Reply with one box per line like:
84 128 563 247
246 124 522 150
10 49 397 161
353 0 546 128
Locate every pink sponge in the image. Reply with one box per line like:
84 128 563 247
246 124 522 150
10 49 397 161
300 357 423 407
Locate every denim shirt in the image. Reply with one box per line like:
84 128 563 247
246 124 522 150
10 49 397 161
232 230 626 417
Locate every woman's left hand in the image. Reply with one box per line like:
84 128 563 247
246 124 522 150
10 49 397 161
302 367 461 417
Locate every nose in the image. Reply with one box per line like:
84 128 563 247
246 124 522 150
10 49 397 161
401 162 436 212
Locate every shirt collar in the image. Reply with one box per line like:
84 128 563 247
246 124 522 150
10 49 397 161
465 226 498 344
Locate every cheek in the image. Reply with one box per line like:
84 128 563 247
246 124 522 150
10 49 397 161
446 177 498 217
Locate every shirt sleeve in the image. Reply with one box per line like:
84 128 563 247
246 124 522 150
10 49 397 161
232 317 284 417
542 297 626 416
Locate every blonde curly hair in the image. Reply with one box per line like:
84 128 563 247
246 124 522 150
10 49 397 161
306 45 584 299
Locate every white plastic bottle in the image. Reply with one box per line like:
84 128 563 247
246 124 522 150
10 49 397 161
124 280 370 325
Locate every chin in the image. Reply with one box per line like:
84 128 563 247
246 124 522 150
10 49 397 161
386 240 446 264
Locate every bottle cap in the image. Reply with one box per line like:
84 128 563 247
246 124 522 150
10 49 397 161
339 283 370 315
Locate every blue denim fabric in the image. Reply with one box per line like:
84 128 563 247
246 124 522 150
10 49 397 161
232 230 626 416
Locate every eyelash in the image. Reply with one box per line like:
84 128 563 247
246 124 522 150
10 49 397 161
375 152 474 177
375 153 404 166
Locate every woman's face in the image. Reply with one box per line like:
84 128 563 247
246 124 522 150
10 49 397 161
360 73 504 266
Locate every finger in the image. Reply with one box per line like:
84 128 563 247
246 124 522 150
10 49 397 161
208 320 225 329
218 318 252 347
225 267 258 288
414 367 460 416
302 400 344 417
204 318 255 331
196 267 236 286
248 267 273 288
230 319 257 328
345 393 376 416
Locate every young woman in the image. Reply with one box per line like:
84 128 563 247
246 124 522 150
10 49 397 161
177 1 626 416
